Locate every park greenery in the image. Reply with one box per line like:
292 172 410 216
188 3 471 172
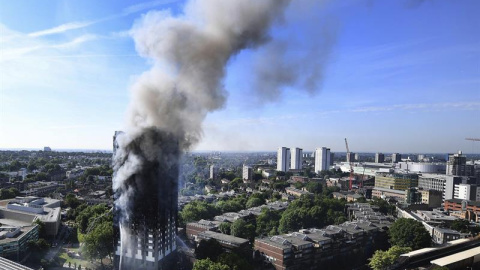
368 246 412 270
181 190 348 240
388 218 431 250
194 239 251 270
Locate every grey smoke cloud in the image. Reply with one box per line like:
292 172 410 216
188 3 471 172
113 0 295 266
250 1 338 103
124 0 290 148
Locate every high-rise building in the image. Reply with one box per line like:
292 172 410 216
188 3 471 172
277 147 290 172
418 174 447 192
330 152 335 166
446 151 474 176
291 148 303 170
315 147 330 173
243 165 253 181
113 130 178 270
454 184 480 201
346 152 355 163
443 175 476 201
354 153 360 162
392 153 402 163
374 172 418 191
375 153 385 163
209 165 218 180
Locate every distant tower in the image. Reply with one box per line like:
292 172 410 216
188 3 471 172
209 165 218 180
243 165 253 181
354 153 360 162
315 147 330 173
291 148 303 170
446 151 474 176
375 153 385 163
346 152 355 163
277 147 290 172
330 152 335 166
392 153 402 163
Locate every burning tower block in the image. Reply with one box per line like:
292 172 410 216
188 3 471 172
113 130 178 270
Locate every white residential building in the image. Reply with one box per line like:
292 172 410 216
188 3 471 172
242 165 253 181
315 147 330 173
454 184 480 201
291 147 303 170
277 147 290 172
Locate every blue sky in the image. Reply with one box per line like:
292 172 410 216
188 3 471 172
0 0 479 153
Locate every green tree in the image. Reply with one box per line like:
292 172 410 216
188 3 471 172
196 239 224 261
27 239 50 263
278 209 305 233
370 198 396 215
75 204 109 233
34 219 47 239
219 222 231 235
245 197 263 208
0 188 15 199
256 209 281 236
193 258 229 270
305 181 322 194
83 220 114 265
65 193 80 209
449 219 480 234
368 246 411 270
217 252 251 270
389 218 431 249
231 219 255 241
180 201 219 225
216 200 244 213
35 172 49 181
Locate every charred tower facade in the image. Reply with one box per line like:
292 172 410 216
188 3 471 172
113 130 178 270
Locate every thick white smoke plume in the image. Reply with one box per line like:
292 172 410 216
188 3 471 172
125 0 290 146
112 0 293 267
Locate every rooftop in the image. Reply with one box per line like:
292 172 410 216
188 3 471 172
198 231 249 247
445 199 480 207
430 246 480 266
0 256 34 270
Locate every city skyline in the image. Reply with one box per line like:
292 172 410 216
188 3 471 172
1 0 479 153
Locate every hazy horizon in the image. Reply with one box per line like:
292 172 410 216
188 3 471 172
1 0 479 153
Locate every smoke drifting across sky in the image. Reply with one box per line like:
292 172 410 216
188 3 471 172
112 0 337 265
125 0 294 147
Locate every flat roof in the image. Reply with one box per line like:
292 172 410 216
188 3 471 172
401 238 472 258
431 246 480 266
0 256 34 270
198 231 248 246
0 225 36 244
446 199 480 207
373 187 406 195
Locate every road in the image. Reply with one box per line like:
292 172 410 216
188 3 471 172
45 225 72 261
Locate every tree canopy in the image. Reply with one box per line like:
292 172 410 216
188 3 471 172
369 246 412 270
278 195 346 233
180 201 219 225
231 219 255 242
83 219 114 264
256 208 281 236
193 258 229 270
389 218 431 250
195 239 224 261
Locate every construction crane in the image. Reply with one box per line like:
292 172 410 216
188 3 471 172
344 138 354 190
